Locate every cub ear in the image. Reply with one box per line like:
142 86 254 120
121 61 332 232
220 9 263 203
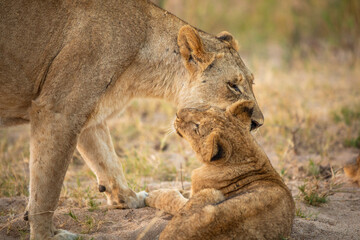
202 132 231 163
216 31 239 51
226 100 254 128
177 25 215 74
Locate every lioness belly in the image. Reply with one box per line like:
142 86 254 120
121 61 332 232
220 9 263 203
0 1 68 118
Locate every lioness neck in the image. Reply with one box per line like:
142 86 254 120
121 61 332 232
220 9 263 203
125 3 191 106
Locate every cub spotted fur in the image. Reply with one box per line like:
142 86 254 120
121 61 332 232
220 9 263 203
146 100 295 239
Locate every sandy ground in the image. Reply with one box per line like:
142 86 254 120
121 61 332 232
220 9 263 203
1 176 359 240
291 187 360 239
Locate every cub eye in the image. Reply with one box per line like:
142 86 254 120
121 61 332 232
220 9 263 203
227 82 242 94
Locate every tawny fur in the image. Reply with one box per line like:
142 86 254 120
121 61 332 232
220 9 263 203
146 100 295 240
0 1 264 239
344 155 360 186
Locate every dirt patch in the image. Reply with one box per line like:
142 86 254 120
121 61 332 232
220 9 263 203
292 187 360 239
0 197 169 240
1 180 359 240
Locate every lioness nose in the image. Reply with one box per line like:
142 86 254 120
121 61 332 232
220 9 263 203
250 120 262 131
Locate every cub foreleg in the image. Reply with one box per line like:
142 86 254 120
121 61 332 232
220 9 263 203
145 189 187 215
181 188 224 211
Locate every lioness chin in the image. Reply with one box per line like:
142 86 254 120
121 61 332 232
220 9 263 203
1 1 264 238
146 100 295 240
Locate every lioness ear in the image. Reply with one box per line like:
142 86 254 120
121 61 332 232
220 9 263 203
216 31 239 51
178 25 215 74
203 132 231 163
226 100 254 127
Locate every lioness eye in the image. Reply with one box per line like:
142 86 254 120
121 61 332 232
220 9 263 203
227 82 242 93
192 123 200 135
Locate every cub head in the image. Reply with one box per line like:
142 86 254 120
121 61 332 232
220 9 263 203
177 25 263 131
174 100 255 164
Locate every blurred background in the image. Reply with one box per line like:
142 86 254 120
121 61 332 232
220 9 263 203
153 0 360 67
1 1 360 232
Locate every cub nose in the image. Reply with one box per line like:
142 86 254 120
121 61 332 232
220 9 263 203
250 120 262 131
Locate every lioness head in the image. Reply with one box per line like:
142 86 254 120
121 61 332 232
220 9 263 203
174 100 255 164
177 25 263 131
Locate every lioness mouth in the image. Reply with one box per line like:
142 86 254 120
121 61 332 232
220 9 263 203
174 116 183 138
176 130 184 138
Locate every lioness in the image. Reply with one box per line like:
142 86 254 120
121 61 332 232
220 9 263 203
146 100 295 240
0 0 263 239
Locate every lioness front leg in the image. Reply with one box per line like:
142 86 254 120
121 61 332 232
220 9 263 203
77 122 147 208
28 104 80 240
145 189 188 215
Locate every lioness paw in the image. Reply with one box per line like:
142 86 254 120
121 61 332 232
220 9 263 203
52 229 78 240
135 191 148 208
105 189 148 209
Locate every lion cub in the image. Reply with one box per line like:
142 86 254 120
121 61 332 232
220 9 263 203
145 100 295 240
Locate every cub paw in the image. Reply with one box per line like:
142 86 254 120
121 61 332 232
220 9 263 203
145 189 182 208
145 189 165 207
183 188 224 211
